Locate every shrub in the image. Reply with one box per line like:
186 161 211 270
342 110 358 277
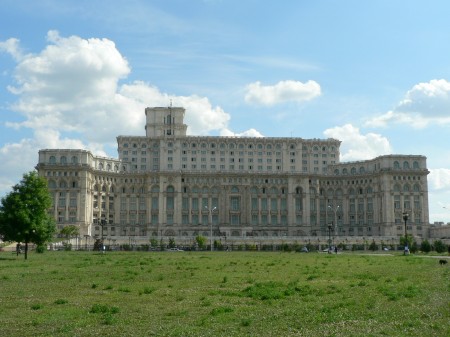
433 240 447 254
36 244 46 253
420 240 431 253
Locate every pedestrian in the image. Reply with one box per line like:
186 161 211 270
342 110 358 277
334 246 338 254
16 242 21 256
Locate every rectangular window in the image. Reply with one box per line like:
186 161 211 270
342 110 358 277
151 197 158 210
251 198 258 210
261 198 268 211
192 198 199 210
230 197 240 211
182 197 189 210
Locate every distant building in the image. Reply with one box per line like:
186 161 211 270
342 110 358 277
36 106 430 245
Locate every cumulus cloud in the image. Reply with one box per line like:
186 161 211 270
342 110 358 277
219 128 264 137
323 124 392 162
366 79 450 128
3 31 233 145
0 37 24 61
428 168 450 191
244 80 321 106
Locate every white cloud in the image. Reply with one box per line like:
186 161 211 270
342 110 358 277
0 37 24 61
428 168 450 191
323 124 392 162
365 79 450 128
219 128 264 137
4 31 235 144
244 80 321 106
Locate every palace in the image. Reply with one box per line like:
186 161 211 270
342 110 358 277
36 106 430 246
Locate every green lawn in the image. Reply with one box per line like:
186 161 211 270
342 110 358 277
0 251 448 336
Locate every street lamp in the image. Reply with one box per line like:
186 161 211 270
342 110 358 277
327 205 340 236
402 211 409 254
205 206 217 251
327 224 333 252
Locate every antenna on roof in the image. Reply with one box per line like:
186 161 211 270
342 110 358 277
169 99 172 108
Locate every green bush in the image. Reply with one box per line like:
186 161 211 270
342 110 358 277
35 244 46 253
420 240 431 253
433 240 447 254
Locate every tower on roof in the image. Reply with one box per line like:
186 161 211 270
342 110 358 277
145 106 188 137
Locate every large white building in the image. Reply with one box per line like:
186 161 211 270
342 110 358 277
36 106 430 246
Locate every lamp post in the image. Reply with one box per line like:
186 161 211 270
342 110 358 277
327 205 340 236
402 211 409 254
205 206 217 251
327 224 333 252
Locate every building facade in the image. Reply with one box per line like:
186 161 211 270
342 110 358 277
36 107 430 245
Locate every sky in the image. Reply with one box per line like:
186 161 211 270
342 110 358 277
1 0 450 223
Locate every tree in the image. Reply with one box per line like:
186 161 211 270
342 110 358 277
195 235 206 250
0 171 56 259
60 225 79 240
60 225 79 251
150 237 158 248
420 239 431 253
433 240 447 254
168 237 176 248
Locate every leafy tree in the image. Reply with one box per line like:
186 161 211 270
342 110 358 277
400 235 413 248
195 235 206 250
420 239 431 253
433 240 447 254
168 237 176 248
60 225 79 240
150 237 158 248
0 172 56 259
369 240 378 251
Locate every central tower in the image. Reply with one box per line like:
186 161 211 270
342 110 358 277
145 106 188 137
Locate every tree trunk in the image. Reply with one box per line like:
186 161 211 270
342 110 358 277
24 240 28 260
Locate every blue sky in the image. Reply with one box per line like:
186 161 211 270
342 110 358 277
1 0 450 222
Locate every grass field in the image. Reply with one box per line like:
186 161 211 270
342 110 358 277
0 251 449 337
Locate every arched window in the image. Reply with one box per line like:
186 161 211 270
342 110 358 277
342 168 348 175
231 186 239 193
202 186 209 194
60 156 67 164
351 167 357 174
359 167 365 173
403 161 410 169
270 187 278 194
59 181 67 188
48 180 57 189
49 156 56 164
251 186 259 194
413 161 419 169
403 184 410 192
393 184 401 192
413 184 420 192
71 156 78 164
334 169 340 175
348 188 355 196
166 185 175 193
151 186 160 193
394 161 400 169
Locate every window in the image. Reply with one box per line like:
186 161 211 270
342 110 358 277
230 197 240 211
